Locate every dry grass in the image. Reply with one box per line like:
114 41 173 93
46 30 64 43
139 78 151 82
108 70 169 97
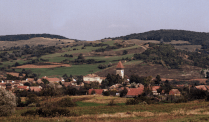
80 95 129 104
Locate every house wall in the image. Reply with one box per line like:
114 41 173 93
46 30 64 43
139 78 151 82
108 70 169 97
83 76 103 84
116 69 124 78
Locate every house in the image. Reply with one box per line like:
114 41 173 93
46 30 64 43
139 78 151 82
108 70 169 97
125 88 144 98
63 82 72 87
26 78 34 82
195 85 207 91
42 76 61 83
83 74 104 84
152 86 160 95
29 86 42 92
169 89 181 96
0 83 6 89
88 89 103 95
17 86 29 91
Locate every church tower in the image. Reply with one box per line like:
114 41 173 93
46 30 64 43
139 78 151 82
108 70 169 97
116 61 124 78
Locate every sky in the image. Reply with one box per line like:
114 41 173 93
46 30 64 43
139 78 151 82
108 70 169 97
0 0 209 41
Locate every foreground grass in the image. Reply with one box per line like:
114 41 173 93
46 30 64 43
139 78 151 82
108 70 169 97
1 95 209 122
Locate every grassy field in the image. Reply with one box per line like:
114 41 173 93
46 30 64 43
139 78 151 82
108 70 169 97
15 64 103 77
1 95 209 122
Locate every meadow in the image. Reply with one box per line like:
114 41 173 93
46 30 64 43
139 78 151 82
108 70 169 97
1 95 209 122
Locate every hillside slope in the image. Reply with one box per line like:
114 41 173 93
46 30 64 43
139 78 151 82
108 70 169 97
112 29 209 45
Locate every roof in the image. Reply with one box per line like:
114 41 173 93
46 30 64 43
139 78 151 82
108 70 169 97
17 86 29 90
169 89 181 95
116 61 124 69
88 89 103 95
63 82 72 87
26 78 34 82
85 74 100 77
126 88 144 97
152 86 160 91
195 85 207 91
30 86 42 92
46 78 60 82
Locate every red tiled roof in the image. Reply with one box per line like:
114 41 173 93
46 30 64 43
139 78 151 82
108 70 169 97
116 61 124 69
27 78 34 82
169 89 181 95
88 89 103 95
126 88 144 96
195 85 207 91
63 82 72 87
46 78 60 82
17 86 29 90
152 86 160 91
30 86 42 92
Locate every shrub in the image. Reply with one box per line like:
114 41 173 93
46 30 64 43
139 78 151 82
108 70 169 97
120 87 128 97
25 94 39 105
123 50 128 55
108 99 116 106
126 98 139 105
21 107 79 117
57 97 77 107
98 64 107 69
0 88 16 116
103 91 110 96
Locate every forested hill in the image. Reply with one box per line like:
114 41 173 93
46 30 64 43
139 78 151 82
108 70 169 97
0 34 69 41
112 29 209 45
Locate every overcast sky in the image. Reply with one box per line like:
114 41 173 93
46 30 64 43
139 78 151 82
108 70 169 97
0 0 209 41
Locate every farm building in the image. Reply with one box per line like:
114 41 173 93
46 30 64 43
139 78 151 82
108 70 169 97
83 74 105 84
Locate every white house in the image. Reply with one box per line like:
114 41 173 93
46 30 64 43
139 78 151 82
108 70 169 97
83 74 104 84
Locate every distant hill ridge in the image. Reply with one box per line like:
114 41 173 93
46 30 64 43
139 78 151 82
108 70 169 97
112 29 209 45
0 34 69 41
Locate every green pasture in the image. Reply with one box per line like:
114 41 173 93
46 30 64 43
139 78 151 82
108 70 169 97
102 40 115 46
41 46 103 62
113 45 140 51
85 54 134 63
16 64 103 77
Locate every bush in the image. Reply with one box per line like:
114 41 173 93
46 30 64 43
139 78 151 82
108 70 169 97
108 99 116 106
0 88 16 116
25 94 39 105
103 91 110 96
120 87 128 97
98 64 107 69
21 107 79 117
126 98 139 105
57 97 77 107
123 50 128 55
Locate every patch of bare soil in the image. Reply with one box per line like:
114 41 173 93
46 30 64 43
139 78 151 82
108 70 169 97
14 62 71 68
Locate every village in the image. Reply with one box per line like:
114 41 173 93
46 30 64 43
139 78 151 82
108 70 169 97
0 61 208 101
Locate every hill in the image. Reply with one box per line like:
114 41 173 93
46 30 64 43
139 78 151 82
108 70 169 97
0 30 209 80
112 29 209 46
0 33 70 41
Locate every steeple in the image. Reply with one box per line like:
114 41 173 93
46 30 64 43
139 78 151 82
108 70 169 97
116 61 124 69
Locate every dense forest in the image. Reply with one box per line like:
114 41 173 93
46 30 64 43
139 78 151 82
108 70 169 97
112 29 209 46
0 34 69 41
